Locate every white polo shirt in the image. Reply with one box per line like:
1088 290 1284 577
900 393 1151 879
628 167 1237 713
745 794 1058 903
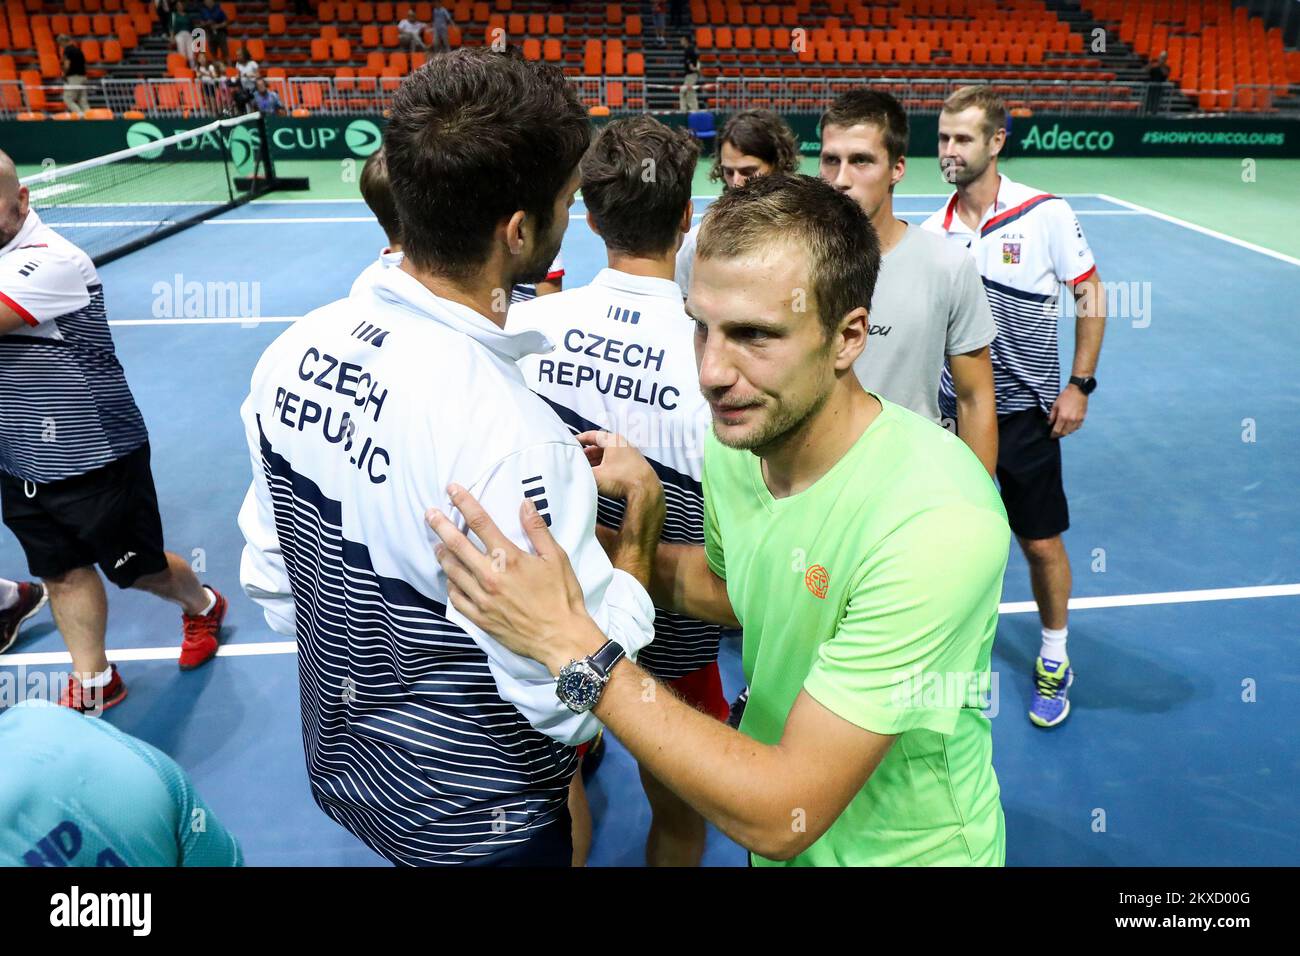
0 210 147 483
922 174 1096 417
674 221 700 298
509 267 719 680
238 265 654 864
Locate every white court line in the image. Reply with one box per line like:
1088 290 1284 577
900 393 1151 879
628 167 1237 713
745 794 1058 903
1095 192 1300 268
108 316 298 326
2 582 1296 668
202 216 377 225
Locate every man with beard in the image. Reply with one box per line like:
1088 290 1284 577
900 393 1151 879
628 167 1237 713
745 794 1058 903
238 49 655 866
427 175 1011 866
923 86 1105 728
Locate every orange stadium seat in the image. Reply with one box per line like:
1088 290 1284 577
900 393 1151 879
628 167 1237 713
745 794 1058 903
319 2 335 19
311 38 330 60
268 13 285 33
332 38 351 60
508 13 524 35
522 37 540 60
606 38 623 73
626 51 643 75
606 4 622 26
543 38 560 61
337 3 355 23
82 38 101 63
382 24 398 45
584 38 601 73
527 13 543 34
362 25 379 46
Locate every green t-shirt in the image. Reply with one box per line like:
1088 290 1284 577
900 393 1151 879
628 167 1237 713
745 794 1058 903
703 396 1009 866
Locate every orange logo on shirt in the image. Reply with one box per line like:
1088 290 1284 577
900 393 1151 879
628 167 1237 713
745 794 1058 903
805 564 829 599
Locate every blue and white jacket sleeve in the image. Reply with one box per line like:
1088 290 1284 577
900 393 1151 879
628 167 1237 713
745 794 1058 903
446 440 656 746
237 390 297 638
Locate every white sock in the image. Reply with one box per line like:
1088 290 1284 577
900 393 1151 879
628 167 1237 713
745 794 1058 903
80 665 114 689
0 578 18 612
195 587 217 617
1040 626 1068 664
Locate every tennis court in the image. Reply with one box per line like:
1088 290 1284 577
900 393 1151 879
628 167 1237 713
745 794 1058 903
3 150 1298 866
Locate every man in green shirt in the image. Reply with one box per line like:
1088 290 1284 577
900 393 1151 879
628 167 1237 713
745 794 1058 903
426 174 1011 866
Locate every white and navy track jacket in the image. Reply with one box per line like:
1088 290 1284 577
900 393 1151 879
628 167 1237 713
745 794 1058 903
238 264 654 865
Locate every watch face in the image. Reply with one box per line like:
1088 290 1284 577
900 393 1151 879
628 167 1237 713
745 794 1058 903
557 665 601 713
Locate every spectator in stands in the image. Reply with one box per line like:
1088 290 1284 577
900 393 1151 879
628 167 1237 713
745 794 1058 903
1146 51 1170 113
252 78 285 115
431 1 455 54
58 35 89 117
233 47 259 113
196 51 221 114
679 34 700 111
651 0 667 46
170 0 197 68
198 0 229 61
153 0 173 36
398 7 428 53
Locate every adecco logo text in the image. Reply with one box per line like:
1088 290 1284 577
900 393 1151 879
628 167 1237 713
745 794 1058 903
1019 123 1116 152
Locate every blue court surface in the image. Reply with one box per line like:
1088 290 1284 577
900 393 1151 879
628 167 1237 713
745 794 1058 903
2 192 1297 866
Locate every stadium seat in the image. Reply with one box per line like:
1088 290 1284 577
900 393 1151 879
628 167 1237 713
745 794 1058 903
606 39 623 74
319 2 336 19
522 38 540 60
269 14 285 33
248 39 267 60
607 80 623 108
547 14 562 35
320 25 339 42
528 13 544 34
366 51 386 71
626 14 641 37
626 52 644 76
311 38 330 60
337 3 355 23
382 24 399 46
543 38 560 62
84 107 114 119
584 39 601 74
17 112 46 120
332 39 351 61
390 51 408 73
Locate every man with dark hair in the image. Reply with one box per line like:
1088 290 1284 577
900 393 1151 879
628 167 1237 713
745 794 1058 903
924 85 1106 728
510 116 726 867
676 109 800 297
819 90 997 473
239 48 655 867
427 174 1011 867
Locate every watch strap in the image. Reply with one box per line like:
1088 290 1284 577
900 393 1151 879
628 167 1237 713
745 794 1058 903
587 639 626 679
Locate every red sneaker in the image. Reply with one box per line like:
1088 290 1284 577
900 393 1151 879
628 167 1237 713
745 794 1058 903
59 664 128 715
179 587 228 671
0 581 47 655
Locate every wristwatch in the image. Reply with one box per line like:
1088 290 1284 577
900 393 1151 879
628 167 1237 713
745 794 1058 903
1068 375 1098 396
555 640 626 714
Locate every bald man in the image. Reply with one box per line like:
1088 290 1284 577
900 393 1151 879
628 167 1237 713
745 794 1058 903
0 151 228 713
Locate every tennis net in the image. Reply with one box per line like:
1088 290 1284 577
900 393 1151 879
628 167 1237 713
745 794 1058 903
19 112 274 266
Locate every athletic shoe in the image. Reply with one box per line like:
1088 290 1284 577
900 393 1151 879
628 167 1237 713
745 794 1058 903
580 727 606 782
0 581 48 655
179 587 228 671
1029 656 1074 728
59 664 128 715
726 686 749 729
